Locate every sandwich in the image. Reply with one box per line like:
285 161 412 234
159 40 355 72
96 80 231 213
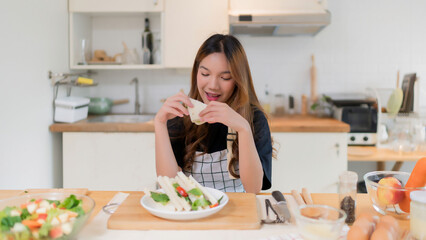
188 98 207 125
145 172 223 212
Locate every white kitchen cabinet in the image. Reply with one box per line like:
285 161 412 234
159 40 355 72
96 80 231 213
68 0 229 70
269 133 347 193
69 0 163 13
69 0 164 70
63 131 346 191
163 0 229 68
63 132 156 191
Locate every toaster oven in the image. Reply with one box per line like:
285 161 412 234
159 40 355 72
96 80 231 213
334 106 378 146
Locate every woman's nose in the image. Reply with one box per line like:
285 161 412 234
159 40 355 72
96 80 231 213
207 76 220 90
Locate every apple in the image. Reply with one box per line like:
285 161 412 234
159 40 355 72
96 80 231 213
377 177 405 205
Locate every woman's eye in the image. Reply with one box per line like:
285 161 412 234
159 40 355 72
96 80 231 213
222 76 232 80
201 73 209 77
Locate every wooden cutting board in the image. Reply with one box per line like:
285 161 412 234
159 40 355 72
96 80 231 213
108 192 260 230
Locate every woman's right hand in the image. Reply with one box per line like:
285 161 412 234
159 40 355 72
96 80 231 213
154 91 193 125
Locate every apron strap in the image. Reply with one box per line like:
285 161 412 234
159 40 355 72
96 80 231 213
226 127 237 179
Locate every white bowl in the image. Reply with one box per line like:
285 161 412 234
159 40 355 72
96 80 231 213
140 187 228 220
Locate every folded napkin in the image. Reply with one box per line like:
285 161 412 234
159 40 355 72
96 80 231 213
78 192 129 239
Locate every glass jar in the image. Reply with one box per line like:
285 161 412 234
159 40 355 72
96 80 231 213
274 94 285 116
410 191 426 240
389 121 416 153
338 171 358 224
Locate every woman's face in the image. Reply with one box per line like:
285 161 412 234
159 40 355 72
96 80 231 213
197 52 236 104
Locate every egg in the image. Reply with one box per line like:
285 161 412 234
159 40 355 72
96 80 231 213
357 212 379 225
376 215 399 239
347 225 371 240
380 215 399 231
371 227 394 240
352 217 376 236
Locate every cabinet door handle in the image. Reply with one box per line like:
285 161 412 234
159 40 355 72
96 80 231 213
335 143 340 157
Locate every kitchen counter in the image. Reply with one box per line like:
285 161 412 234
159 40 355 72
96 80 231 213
0 190 410 239
49 114 349 133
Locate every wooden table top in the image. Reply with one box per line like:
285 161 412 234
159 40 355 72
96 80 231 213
0 190 409 231
348 146 426 162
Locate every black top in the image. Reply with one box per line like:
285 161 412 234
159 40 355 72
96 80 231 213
167 109 272 190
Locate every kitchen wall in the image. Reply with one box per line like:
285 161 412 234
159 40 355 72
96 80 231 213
90 0 425 178
1 0 425 189
0 0 70 189
93 0 426 115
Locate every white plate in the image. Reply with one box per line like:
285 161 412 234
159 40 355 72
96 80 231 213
141 187 228 220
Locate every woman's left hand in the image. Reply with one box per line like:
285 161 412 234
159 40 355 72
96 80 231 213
199 101 250 133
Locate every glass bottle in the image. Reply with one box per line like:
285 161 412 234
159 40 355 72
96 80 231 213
261 84 271 115
274 94 285 116
142 18 153 64
153 39 161 65
338 171 358 224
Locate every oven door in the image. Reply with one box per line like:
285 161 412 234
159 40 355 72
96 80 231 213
342 107 377 133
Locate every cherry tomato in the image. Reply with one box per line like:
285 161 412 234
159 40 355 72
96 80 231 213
209 203 219 208
176 186 188 197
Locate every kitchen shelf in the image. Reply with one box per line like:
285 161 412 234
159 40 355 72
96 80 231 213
69 10 163 70
71 64 164 70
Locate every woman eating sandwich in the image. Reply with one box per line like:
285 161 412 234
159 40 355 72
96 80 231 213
154 34 273 194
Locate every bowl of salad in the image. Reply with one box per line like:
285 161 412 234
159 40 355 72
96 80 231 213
0 193 95 240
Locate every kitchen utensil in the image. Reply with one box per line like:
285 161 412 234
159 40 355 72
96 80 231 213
301 95 308 115
271 191 291 221
88 98 129 115
292 190 306 206
399 73 417 113
261 199 284 224
311 54 317 103
386 70 403 115
288 95 295 114
364 171 426 219
0 193 95 239
261 199 274 224
103 202 120 214
302 188 314 205
108 192 260 230
141 187 228 221
284 195 299 223
265 199 285 223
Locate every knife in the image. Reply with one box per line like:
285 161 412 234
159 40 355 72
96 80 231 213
271 191 291 221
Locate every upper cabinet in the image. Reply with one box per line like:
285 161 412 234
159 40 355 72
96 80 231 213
163 0 229 68
69 0 164 70
69 0 229 70
69 0 163 12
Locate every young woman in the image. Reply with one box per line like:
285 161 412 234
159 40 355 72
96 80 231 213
154 34 272 193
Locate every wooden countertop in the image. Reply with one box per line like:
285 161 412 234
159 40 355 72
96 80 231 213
0 190 409 232
348 146 426 162
49 114 349 133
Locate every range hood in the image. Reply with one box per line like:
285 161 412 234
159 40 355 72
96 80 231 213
229 0 331 36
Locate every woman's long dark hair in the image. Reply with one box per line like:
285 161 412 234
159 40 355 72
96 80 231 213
181 34 270 178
